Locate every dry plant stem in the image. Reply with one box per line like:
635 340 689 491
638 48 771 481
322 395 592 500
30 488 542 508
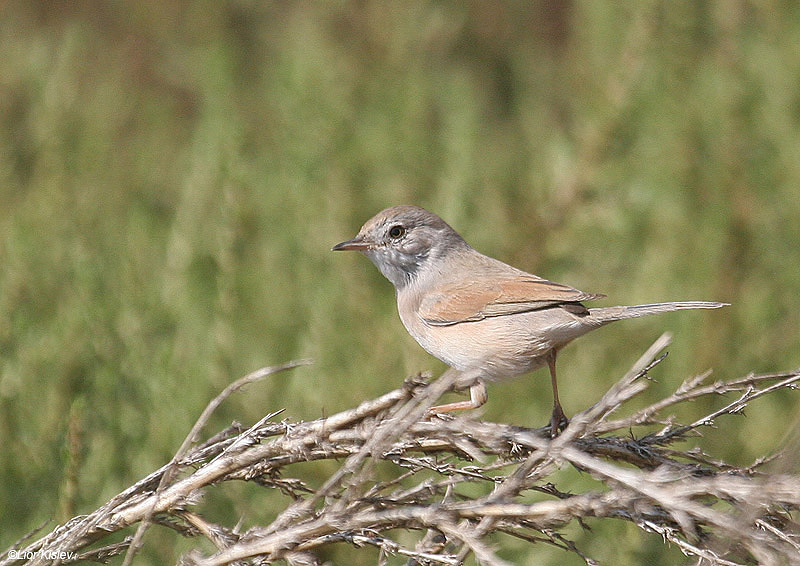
594 368 800 436
447 333 673 564
120 360 311 566
3 361 307 566
269 367 468 532
5 339 800 566
1 367 440 566
111 377 426 523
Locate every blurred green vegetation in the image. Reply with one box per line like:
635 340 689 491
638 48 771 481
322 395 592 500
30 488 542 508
1 1 799 564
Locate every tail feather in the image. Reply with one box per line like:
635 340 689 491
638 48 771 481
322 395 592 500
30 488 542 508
588 301 728 323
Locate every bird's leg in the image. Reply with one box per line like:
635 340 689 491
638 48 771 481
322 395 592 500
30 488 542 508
547 349 568 437
429 381 487 414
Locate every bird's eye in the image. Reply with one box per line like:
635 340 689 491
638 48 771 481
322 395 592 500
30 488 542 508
388 225 405 239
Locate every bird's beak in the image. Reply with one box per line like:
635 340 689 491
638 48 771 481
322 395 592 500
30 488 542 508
332 237 372 252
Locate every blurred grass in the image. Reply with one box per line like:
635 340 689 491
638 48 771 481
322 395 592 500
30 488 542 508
1 1 799 564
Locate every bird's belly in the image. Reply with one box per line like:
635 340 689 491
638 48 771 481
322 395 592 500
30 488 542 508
400 308 591 380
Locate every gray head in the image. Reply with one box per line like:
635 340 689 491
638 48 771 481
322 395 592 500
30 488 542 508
332 205 469 288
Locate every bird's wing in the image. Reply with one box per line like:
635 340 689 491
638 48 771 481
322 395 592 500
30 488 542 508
418 275 605 326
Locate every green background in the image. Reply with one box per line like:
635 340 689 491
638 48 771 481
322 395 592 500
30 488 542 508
1 2 799 564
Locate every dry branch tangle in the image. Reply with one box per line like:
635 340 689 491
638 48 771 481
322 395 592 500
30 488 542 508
4 337 800 566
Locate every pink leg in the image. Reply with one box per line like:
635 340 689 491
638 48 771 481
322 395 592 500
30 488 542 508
429 382 488 414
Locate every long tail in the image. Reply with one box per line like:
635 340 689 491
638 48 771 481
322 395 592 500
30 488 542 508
588 301 728 323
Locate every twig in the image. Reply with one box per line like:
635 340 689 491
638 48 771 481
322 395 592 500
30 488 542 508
123 360 310 566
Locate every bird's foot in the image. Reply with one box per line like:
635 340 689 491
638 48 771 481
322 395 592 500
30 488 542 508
549 405 569 438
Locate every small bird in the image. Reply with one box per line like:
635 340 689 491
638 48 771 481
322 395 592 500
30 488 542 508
333 205 727 434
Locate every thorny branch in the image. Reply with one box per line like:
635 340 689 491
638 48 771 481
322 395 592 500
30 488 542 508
4 334 800 566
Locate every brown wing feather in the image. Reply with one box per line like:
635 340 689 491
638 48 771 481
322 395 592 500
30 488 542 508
419 276 605 325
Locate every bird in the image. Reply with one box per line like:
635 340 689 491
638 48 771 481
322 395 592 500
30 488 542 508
332 205 727 435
